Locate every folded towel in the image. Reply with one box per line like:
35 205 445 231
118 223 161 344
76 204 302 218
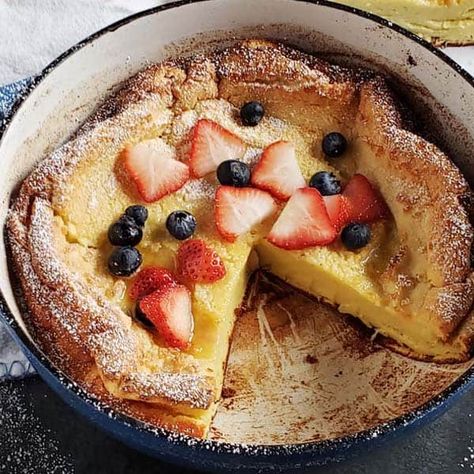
0 331 35 380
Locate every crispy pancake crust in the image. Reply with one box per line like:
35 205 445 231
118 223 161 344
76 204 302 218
7 40 474 435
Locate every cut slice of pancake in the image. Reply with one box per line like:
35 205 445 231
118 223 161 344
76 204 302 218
336 0 474 46
7 40 474 437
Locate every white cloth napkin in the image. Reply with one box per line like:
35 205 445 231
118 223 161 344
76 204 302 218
0 1 472 380
0 0 162 85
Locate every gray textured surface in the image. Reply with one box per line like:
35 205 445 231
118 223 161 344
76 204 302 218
0 377 472 473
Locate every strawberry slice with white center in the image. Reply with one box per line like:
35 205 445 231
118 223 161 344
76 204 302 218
251 141 306 200
139 283 194 350
215 186 277 242
189 119 246 178
343 174 389 223
323 194 350 231
268 187 337 250
123 137 189 203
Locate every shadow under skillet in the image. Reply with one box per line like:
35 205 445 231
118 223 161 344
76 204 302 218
0 376 471 474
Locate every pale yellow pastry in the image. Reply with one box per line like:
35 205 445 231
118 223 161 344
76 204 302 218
337 0 474 45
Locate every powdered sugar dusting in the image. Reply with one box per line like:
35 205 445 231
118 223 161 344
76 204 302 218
178 178 216 202
241 146 262 168
172 110 198 142
87 193 99 211
265 115 287 135
122 372 213 408
360 78 473 285
0 382 73 473
459 449 474 469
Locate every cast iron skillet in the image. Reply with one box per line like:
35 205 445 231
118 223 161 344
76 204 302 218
0 1 473 472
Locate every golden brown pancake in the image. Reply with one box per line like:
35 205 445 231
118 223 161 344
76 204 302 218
7 40 474 437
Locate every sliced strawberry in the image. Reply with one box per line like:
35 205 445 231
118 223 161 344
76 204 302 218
189 119 246 178
140 284 194 350
323 194 350 231
267 187 337 250
343 174 389 223
129 266 177 301
123 138 189 203
251 141 306 200
177 239 226 284
215 186 277 242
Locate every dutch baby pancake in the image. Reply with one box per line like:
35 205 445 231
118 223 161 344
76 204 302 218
7 40 474 437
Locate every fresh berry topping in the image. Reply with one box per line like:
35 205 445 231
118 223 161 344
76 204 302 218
309 171 341 196
189 119 246 178
251 141 305 201
125 205 148 227
129 266 177 301
267 187 337 250
240 101 265 126
343 174 389 223
215 186 277 242
217 160 251 187
108 247 142 277
108 216 143 246
119 215 137 226
134 304 154 328
123 138 189 203
166 210 197 240
322 132 347 157
140 284 194 350
177 239 226 284
341 222 371 250
323 194 350 231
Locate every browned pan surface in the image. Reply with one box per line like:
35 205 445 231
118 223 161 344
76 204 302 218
210 273 472 444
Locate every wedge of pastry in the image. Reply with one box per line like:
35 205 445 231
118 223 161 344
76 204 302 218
338 0 474 46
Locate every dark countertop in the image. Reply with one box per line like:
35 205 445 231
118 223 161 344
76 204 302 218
0 377 472 473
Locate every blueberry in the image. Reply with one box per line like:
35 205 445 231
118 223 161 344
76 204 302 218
125 205 148 227
322 132 347 157
240 101 265 126
108 246 142 276
108 216 143 246
341 223 371 250
217 160 251 187
134 304 154 328
309 171 341 196
166 210 197 240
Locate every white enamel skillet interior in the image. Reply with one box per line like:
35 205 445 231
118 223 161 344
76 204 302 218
0 0 473 463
